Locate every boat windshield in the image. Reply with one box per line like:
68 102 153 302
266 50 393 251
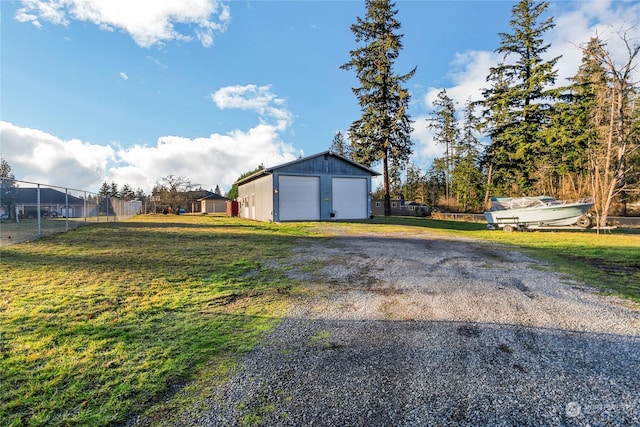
490 196 557 211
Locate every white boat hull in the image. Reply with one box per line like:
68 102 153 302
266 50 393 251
484 197 593 229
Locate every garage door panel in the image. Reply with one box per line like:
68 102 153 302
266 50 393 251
279 176 320 221
333 177 367 219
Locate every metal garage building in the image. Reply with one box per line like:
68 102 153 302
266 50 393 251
235 151 380 222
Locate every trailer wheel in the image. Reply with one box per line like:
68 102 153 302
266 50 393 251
503 225 515 232
576 215 592 229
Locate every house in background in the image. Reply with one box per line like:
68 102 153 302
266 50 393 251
236 151 379 222
198 193 229 214
372 199 432 217
14 187 87 218
185 190 221 213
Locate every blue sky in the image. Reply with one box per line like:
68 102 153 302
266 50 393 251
1 0 639 194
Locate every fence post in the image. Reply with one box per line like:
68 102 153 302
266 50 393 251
64 189 69 231
37 184 42 238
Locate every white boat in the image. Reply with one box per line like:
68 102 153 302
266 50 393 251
484 196 593 231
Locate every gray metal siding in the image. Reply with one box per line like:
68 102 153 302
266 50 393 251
276 175 320 221
238 153 376 222
276 155 372 177
273 172 372 221
201 199 226 213
238 174 273 221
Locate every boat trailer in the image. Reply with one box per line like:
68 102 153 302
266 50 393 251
487 215 616 232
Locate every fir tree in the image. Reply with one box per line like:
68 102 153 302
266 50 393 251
330 131 352 159
482 0 560 194
109 182 119 198
428 89 458 205
120 184 135 200
402 162 425 203
0 156 16 219
0 156 13 179
341 0 416 216
452 99 484 212
543 37 607 197
98 181 111 197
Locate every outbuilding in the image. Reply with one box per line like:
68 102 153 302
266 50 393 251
197 193 229 214
235 151 380 222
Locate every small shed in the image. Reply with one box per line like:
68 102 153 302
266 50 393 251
235 151 380 222
198 193 229 214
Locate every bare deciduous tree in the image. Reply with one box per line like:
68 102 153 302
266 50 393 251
585 31 639 228
152 175 197 214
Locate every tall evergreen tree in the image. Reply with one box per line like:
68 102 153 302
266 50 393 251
109 182 120 198
452 99 484 212
0 157 13 179
98 181 110 197
120 184 135 200
401 162 425 203
428 89 458 205
134 187 146 200
482 0 560 194
330 131 352 159
544 37 607 198
0 156 17 219
341 0 416 216
480 65 514 201
423 163 446 210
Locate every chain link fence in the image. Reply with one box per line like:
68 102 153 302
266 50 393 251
0 178 141 246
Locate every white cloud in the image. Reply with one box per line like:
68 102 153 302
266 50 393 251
1 82 298 194
15 0 68 29
212 84 293 131
111 124 297 193
411 116 445 163
15 0 231 48
0 121 115 189
119 72 128 80
1 120 298 194
0 82 300 195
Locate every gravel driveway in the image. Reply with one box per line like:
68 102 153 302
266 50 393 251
183 227 640 426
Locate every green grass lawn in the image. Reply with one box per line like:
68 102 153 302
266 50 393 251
1 214 638 426
0 217 100 246
0 215 314 426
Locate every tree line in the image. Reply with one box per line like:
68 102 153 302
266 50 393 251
335 0 639 224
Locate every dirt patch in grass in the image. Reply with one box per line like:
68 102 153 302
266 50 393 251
575 257 640 275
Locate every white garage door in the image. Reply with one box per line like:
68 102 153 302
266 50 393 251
279 176 320 221
332 177 367 219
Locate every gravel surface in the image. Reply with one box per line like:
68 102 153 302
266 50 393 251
165 228 640 426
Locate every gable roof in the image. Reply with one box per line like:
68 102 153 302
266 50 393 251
197 193 229 201
14 187 85 204
235 151 380 186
